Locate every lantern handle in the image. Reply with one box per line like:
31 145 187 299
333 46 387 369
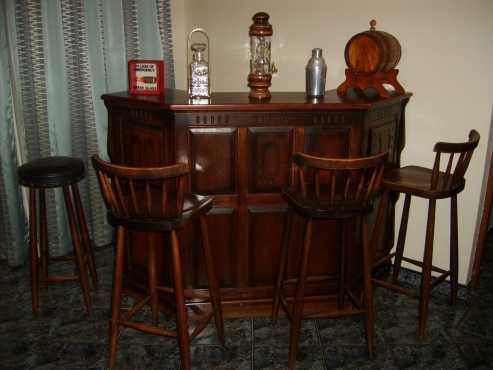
187 28 210 97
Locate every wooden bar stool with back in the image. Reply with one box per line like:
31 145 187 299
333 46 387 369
92 155 225 370
17 156 98 316
372 129 480 340
272 151 388 370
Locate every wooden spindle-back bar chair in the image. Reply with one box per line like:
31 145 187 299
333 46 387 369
372 129 480 340
92 155 225 370
272 151 388 369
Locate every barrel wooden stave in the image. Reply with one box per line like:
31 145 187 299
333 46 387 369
344 30 401 75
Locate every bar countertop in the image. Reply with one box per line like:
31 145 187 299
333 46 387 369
102 88 412 112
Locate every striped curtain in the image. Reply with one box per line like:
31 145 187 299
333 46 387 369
0 0 175 266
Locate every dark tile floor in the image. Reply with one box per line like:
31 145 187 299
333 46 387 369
2 234 493 370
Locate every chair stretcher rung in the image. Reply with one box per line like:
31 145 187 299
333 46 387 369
430 271 451 290
373 252 396 269
50 255 75 262
374 269 451 299
401 257 449 275
156 286 210 301
43 275 79 283
123 296 151 321
279 294 292 322
119 320 177 337
345 290 362 310
189 312 214 340
372 278 418 298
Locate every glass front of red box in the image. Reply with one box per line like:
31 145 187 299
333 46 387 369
128 60 164 95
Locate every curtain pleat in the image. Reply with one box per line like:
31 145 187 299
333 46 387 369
0 0 175 265
157 0 175 88
61 0 109 248
16 0 65 255
0 0 28 265
0 82 28 265
122 0 141 60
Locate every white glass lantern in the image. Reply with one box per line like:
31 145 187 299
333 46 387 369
187 28 210 100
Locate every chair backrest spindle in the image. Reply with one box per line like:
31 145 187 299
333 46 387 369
92 155 189 220
431 130 480 191
145 181 152 215
299 167 307 199
129 179 140 214
290 151 388 210
161 182 168 216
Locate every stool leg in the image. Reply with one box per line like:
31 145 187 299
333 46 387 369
288 219 313 370
272 209 293 321
392 193 412 283
72 183 98 289
109 226 125 370
361 217 374 358
171 230 191 370
39 189 49 287
337 219 347 310
29 188 39 316
148 243 159 325
370 189 390 259
200 215 225 346
450 195 459 305
63 185 92 315
419 198 436 340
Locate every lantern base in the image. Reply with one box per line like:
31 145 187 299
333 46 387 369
248 74 272 100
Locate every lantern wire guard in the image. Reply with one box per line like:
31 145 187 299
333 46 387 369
187 28 211 100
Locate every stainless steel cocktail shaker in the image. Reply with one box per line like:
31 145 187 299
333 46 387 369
306 48 327 98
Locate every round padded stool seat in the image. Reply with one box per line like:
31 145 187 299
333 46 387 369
18 156 84 188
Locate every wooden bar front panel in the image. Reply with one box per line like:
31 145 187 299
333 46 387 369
103 90 411 316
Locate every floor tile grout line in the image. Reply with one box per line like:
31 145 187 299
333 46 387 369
315 319 329 370
250 317 254 370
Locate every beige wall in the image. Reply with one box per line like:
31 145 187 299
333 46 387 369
172 0 493 284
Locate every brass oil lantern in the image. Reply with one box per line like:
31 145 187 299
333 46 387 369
248 12 274 100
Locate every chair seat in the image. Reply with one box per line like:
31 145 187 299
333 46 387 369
282 188 373 219
18 156 85 188
383 165 465 199
108 194 213 231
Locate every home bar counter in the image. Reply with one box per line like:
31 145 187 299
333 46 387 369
102 89 412 317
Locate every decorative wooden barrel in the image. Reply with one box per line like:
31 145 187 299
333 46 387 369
344 20 401 75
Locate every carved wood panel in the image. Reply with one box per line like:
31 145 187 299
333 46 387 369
248 206 286 286
121 122 165 166
181 208 236 288
248 127 293 194
368 119 398 163
304 126 351 158
188 128 237 195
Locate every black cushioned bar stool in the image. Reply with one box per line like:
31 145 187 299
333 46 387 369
18 156 98 315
